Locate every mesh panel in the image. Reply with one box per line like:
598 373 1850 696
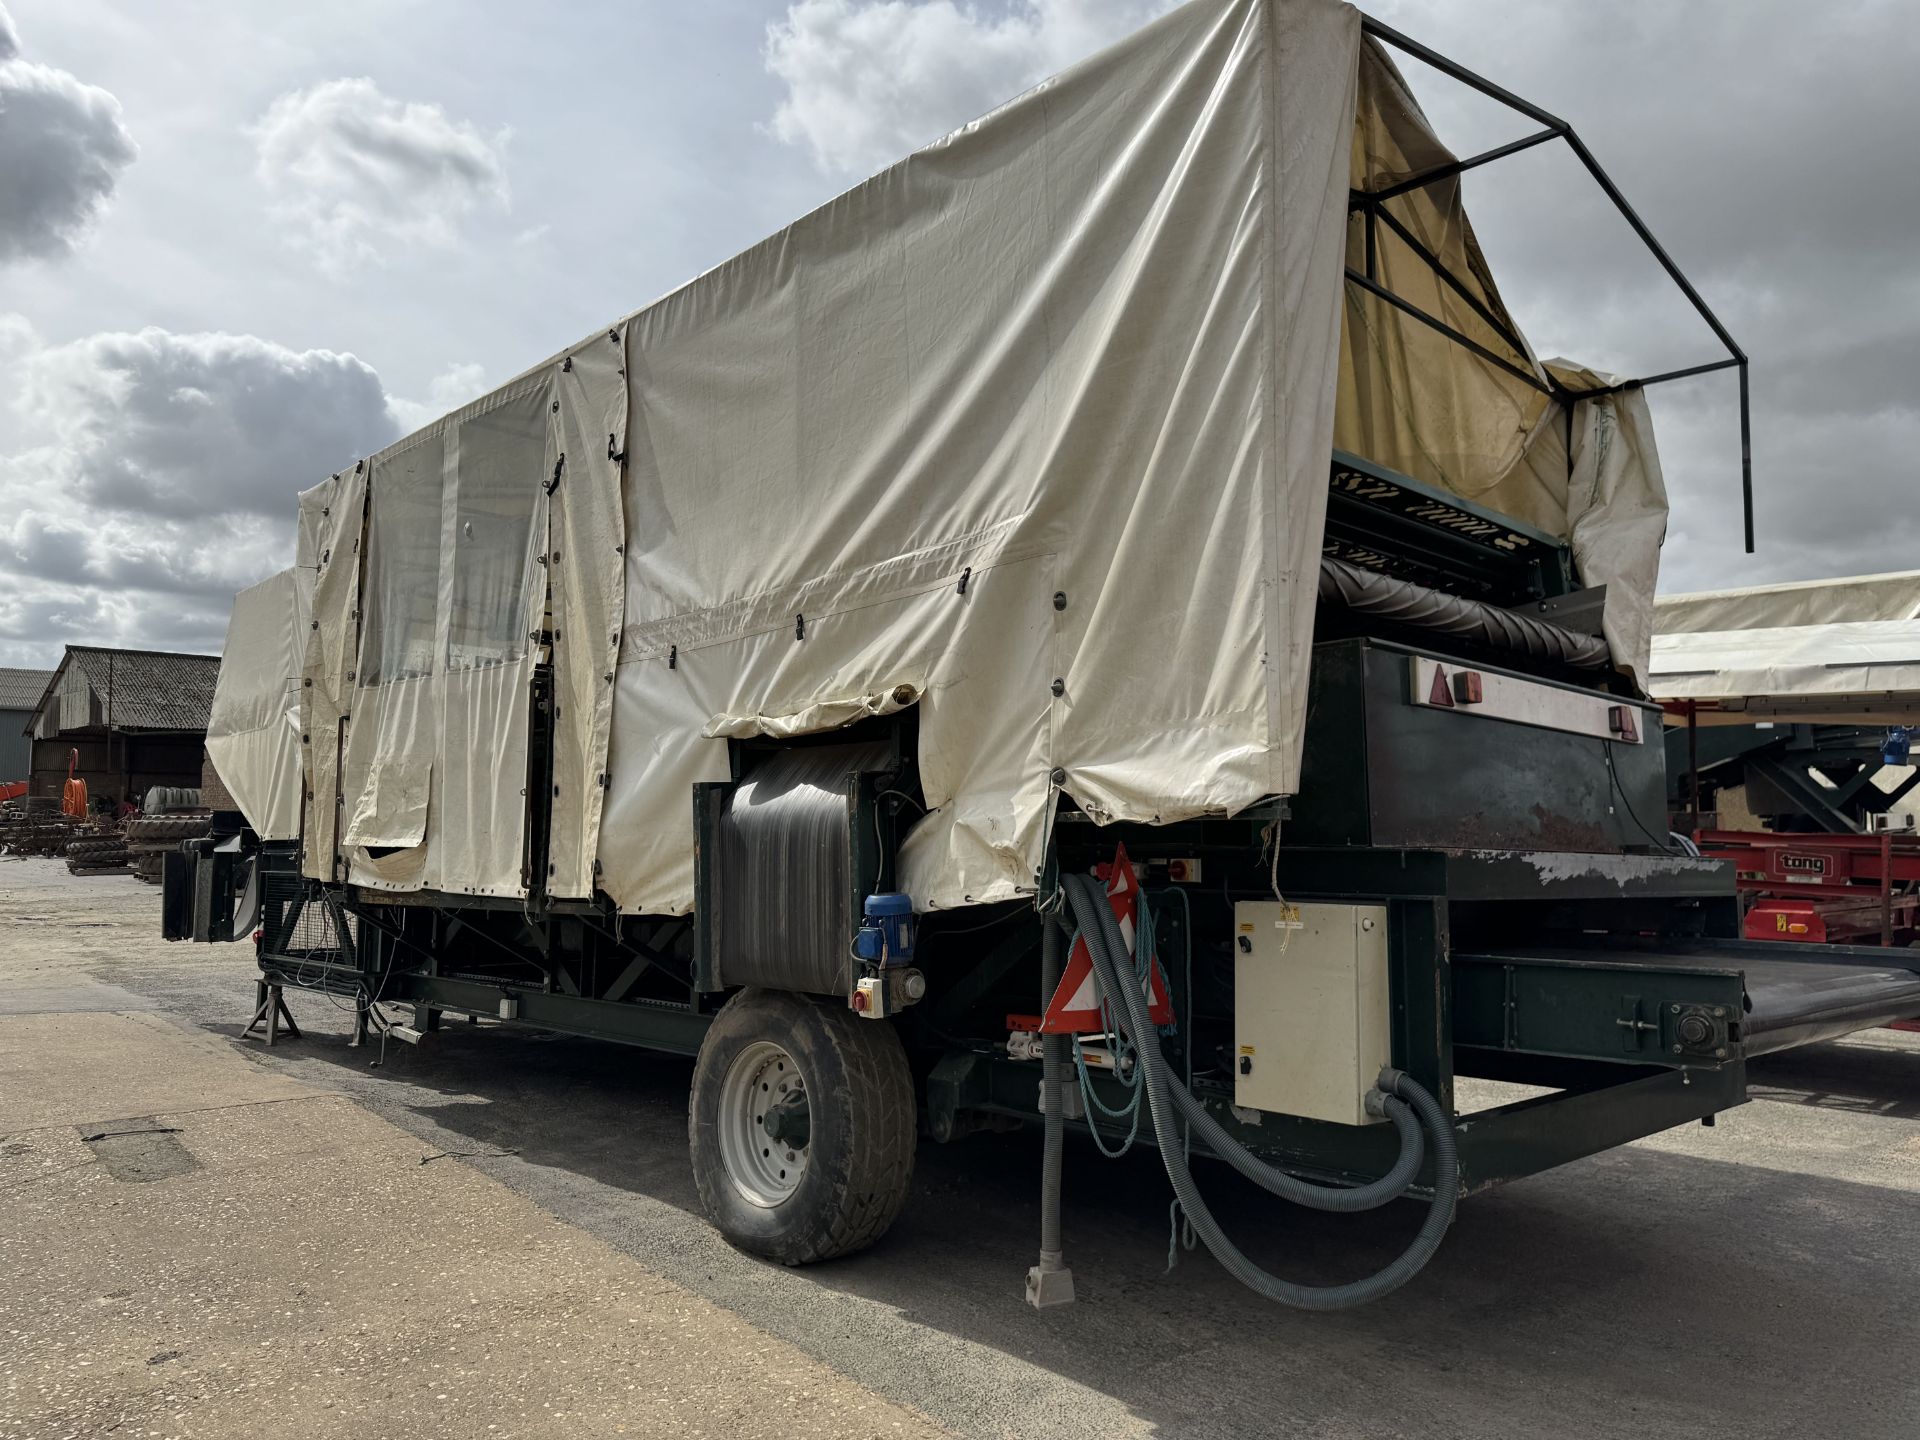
360 433 447 685
447 389 548 671
262 867 358 962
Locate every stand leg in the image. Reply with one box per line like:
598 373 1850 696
1026 917 1076 1309
242 981 271 1039
243 982 302 1046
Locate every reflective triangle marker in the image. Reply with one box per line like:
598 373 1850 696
1040 841 1175 1033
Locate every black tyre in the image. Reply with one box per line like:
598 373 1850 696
689 988 916 1265
125 815 209 843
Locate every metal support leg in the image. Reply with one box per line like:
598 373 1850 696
348 994 370 1049
1026 917 1075 1309
242 981 302 1047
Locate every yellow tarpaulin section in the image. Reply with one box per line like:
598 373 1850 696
1337 40 1668 686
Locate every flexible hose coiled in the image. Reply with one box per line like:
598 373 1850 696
1318 555 1611 670
1059 871 1459 1310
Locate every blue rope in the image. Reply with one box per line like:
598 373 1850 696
1067 887 1164 1159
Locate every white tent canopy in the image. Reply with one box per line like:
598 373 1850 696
1651 571 1920 725
201 0 1677 914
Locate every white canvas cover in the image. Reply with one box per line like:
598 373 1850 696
599 0 1362 913
205 568 307 841
1652 572 1920 724
261 0 1675 915
337 375 554 896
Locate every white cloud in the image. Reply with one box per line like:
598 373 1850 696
764 0 1175 175
0 325 400 664
250 76 510 275
0 8 138 264
387 360 488 433
18 326 396 517
0 310 36 363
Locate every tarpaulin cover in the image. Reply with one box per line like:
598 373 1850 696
297 350 626 898
205 568 307 841
259 0 1672 915
599 0 1361 913
1652 572 1920 724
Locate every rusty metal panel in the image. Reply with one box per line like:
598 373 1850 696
1289 639 1668 853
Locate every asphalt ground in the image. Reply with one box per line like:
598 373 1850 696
4 857 1918 1438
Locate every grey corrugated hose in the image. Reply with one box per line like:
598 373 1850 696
1060 872 1458 1310
1318 555 1611 670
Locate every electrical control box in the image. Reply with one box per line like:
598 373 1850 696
1233 901 1390 1126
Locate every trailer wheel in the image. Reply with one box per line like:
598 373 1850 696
689 988 915 1265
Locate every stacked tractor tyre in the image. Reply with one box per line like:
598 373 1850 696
65 832 131 874
125 813 212 884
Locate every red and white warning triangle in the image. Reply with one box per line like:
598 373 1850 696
1041 841 1176 1034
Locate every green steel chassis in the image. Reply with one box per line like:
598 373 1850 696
249 831 1791 1201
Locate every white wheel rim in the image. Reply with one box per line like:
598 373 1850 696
716 1039 810 1207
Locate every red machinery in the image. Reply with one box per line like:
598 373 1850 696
1697 829 1920 945
1695 829 1920 1031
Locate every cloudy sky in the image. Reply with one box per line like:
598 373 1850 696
1 0 1912 666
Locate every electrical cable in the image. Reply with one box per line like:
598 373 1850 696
923 906 1026 939
1059 885 1156 1158
1605 740 1680 855
872 789 927 891
1060 871 1457 1310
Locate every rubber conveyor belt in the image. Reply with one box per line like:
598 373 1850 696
1475 941 1920 1056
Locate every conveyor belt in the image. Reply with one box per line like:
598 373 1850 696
1479 941 1920 1057
1734 956 1920 1054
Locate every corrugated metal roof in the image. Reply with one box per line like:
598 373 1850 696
0 668 53 711
41 647 221 732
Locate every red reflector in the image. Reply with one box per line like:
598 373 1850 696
1168 859 1188 882
1451 670 1483 704
1427 665 1455 707
1608 705 1640 742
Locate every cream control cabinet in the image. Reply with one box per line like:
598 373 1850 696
1232 901 1390 1125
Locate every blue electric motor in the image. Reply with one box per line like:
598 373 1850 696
1884 726 1911 767
854 892 917 967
